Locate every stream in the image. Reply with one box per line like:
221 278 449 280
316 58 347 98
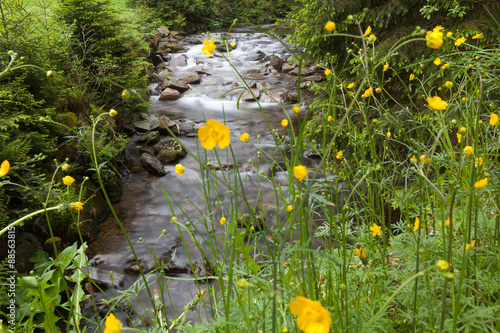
85 25 321 329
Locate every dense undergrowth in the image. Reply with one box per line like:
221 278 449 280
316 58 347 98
1 0 500 332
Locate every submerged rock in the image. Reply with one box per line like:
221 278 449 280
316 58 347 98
140 153 167 177
154 137 187 163
138 131 160 145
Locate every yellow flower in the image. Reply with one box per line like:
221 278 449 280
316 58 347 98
62 175 75 186
474 177 488 189
367 34 377 44
281 119 289 127
420 155 431 164
490 113 499 126
410 155 417 164
0 160 10 177
409 74 415 81
445 81 453 88
286 205 293 213
198 119 231 150
358 247 368 265
445 218 454 226
202 38 216 58
475 157 483 167
362 87 373 98
441 63 449 69
413 217 420 231
293 105 301 114
446 31 453 37
336 150 343 159
220 217 226 225
240 133 250 142
104 313 122 333
436 260 449 272
230 41 237 48
455 36 466 46
46 70 56 78
289 296 331 333
363 26 372 37
457 133 462 143
61 163 70 172
375 88 382 93
175 164 185 176
109 109 118 117
458 126 467 135
293 165 308 182
327 116 332 122
434 58 441 65
347 82 355 89
370 223 381 237
70 202 84 212
386 131 391 138
472 33 483 39
426 27 444 49
324 21 336 32
466 239 476 251
121 89 132 100
462 97 468 102
383 61 389 72
463 146 474 156
324 69 331 76
427 96 448 110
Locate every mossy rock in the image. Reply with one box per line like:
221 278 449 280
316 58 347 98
60 112 78 128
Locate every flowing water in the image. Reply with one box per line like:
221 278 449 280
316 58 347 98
85 26 321 329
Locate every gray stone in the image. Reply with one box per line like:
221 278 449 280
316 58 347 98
179 73 200 85
140 153 167 176
268 56 284 72
138 131 160 145
82 266 124 290
156 26 170 38
281 63 296 73
158 69 172 80
139 146 155 156
159 88 180 101
160 77 189 92
245 50 266 61
289 65 317 76
301 75 323 83
154 137 187 163
194 122 206 132
169 54 187 66
134 118 159 132
157 250 189 275
241 88 261 102
175 119 195 135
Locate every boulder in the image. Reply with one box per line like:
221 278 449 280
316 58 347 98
140 153 167 176
157 250 189 275
175 119 196 135
169 54 187 66
156 25 170 38
159 88 180 101
151 53 164 67
281 63 296 73
179 73 200 85
289 65 317 76
241 88 261 102
160 77 189 92
81 266 124 290
154 137 187 163
301 75 324 83
138 131 160 145
268 56 284 72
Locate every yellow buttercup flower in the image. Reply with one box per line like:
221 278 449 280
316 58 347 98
434 58 441 65
70 202 84 212
358 247 368 265
293 165 308 182
370 223 381 237
230 41 237 48
463 146 474 156
327 116 332 122
281 119 289 127
409 74 415 81
0 160 10 177
457 133 462 143
109 109 118 117
413 217 420 231
474 177 488 189
410 155 417 164
490 113 499 126
367 34 377 44
286 205 293 213
220 217 226 225
198 119 231 150
324 69 331 76
472 33 483 39
347 82 355 89
61 163 70 172
458 126 467 135
240 133 250 142
383 61 389 72
475 157 483 167
293 105 301 114
104 313 122 333
426 27 444 49
336 150 343 159
436 260 449 272
462 97 468 102
289 296 331 333
324 21 336 32
446 31 453 37
62 175 75 186
445 81 453 88
375 88 382 93
445 218 454 227
362 87 373 98
466 240 476 251
386 131 391 138
175 164 185 176
455 36 466 46
420 155 431 164
441 63 449 69
427 96 448 110
363 26 372 37
202 38 216 58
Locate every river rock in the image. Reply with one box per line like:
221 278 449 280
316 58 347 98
281 91 298 104
179 73 200 85
158 69 172 80
241 88 260 102
155 62 168 71
157 250 189 274
301 75 323 83
282 63 296 73
160 77 189 92
138 131 160 145
192 257 216 282
150 72 162 83
289 65 317 76
134 116 160 132
140 153 167 176
243 74 267 81
151 53 164 67
82 266 124 290
175 119 196 135
123 262 145 275
156 25 170 38
159 88 180 101
245 50 266 61
169 54 187 66
268 56 284 72
154 137 187 163
139 146 155 156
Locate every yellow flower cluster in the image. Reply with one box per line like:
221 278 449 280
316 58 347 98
426 26 444 49
289 296 331 333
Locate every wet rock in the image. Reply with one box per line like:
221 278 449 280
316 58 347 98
154 137 187 163
157 250 189 274
15 233 43 273
159 88 180 101
209 163 235 171
150 72 162 83
134 118 160 132
157 116 177 135
194 122 206 133
192 257 216 282
179 73 200 85
140 153 167 177
151 53 164 67
160 77 189 92
158 69 172 80
155 62 168 71
89 255 108 266
243 74 267 81
241 88 261 102
237 213 265 230
138 131 160 145
139 146 155 156
281 63 296 73
268 56 284 72
127 315 151 328
289 65 317 76
301 75 323 83
245 50 266 61
156 25 170 38
196 70 212 76
169 54 187 66
281 91 298 104
149 83 161 96
123 262 145 275
82 266 124 289
175 119 196 135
